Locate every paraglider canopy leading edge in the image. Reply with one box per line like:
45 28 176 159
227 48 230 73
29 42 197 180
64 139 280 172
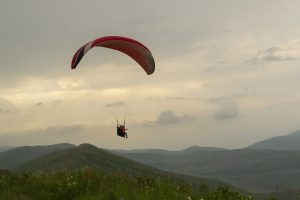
71 36 155 75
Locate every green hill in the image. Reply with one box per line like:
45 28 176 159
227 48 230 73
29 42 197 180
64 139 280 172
0 143 75 170
13 143 162 176
247 130 300 151
13 144 223 186
13 144 246 192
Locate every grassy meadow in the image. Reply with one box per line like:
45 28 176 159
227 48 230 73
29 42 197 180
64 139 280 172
0 168 279 200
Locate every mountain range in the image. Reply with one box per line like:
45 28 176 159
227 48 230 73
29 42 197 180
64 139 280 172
114 130 300 193
1 129 300 197
117 148 300 193
3 143 232 192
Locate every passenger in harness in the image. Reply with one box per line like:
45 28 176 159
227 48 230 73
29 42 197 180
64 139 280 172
117 120 128 138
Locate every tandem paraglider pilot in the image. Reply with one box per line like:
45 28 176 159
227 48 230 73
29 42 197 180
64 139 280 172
117 120 128 138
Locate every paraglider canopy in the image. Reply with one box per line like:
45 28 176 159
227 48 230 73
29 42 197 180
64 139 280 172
71 36 155 75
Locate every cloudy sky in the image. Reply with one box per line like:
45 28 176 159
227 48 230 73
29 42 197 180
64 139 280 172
1 0 300 149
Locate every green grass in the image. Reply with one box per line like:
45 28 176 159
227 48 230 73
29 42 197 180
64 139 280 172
0 168 278 200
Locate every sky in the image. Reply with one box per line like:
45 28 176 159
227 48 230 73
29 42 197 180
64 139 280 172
1 0 300 149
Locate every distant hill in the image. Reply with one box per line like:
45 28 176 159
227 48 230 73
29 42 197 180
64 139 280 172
0 143 75 170
0 146 13 153
113 148 175 155
181 146 227 153
14 143 161 176
247 130 300 150
12 143 234 192
113 146 226 155
117 148 300 193
289 130 300 136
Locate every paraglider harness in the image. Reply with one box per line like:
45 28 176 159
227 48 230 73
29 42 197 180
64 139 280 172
117 120 128 138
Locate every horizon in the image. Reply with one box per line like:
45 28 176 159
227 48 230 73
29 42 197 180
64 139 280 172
1 128 300 151
1 1 300 150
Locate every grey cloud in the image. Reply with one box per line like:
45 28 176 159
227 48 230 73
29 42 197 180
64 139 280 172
262 46 282 54
246 46 299 64
202 66 220 72
0 97 15 113
157 111 180 124
0 108 9 114
147 97 161 101
104 101 126 107
35 102 43 106
207 95 241 120
52 100 62 104
2 1 276 88
202 82 212 87
147 110 195 125
283 57 299 61
147 96 185 102
260 47 282 61
245 57 260 65
0 1 195 82
180 115 196 122
35 100 63 107
166 97 185 101
213 102 239 120
261 55 281 61
207 93 247 104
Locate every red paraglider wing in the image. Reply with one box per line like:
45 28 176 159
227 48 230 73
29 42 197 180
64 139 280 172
71 36 155 75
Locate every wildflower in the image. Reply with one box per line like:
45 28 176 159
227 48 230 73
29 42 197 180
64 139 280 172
187 196 192 200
